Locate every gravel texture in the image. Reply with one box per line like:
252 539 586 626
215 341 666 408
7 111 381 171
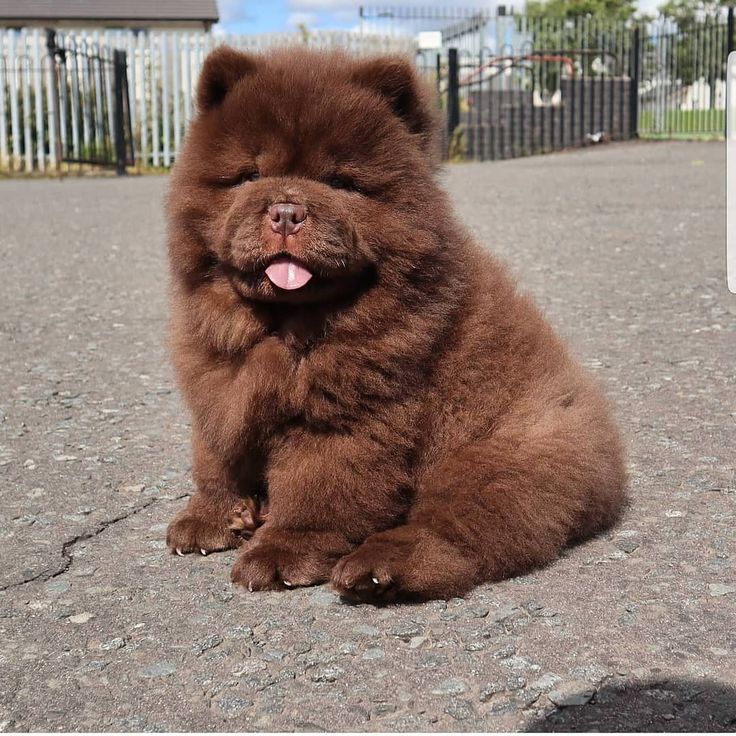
0 141 734 731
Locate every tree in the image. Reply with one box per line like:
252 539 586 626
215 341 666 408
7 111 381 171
525 0 638 21
655 0 727 91
658 0 725 24
520 0 636 88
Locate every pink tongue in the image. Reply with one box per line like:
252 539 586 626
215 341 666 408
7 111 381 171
264 257 313 290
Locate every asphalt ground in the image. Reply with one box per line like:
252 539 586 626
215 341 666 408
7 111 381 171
0 140 733 731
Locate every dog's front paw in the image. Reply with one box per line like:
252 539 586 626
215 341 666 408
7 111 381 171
331 525 477 603
166 510 242 556
231 529 352 591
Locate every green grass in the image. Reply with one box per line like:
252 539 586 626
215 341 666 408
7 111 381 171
639 108 724 139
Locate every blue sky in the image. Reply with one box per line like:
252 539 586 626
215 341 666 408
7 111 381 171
215 0 661 35
216 0 363 34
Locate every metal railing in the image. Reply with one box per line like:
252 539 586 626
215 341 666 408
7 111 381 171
47 33 134 173
638 15 730 138
367 5 734 151
0 28 415 173
0 29 133 173
413 13 639 161
0 12 732 173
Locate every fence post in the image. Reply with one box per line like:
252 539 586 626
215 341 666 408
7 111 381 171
45 29 62 172
436 52 441 97
447 47 460 147
629 26 641 139
113 49 128 175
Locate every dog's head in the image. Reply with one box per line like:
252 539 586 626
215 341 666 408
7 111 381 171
168 47 442 304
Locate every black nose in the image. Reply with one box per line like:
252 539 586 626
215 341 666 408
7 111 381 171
268 202 306 236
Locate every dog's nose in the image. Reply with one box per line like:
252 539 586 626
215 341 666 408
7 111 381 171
268 202 306 236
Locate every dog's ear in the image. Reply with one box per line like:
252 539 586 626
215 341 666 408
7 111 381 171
197 46 257 111
351 56 439 155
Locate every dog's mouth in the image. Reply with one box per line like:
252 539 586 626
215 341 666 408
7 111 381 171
218 248 374 305
263 255 313 291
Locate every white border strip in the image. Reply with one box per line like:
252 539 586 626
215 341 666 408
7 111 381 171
727 51 736 293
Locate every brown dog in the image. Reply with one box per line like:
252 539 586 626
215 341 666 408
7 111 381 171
165 47 627 601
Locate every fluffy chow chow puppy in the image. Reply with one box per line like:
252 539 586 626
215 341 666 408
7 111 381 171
165 46 627 601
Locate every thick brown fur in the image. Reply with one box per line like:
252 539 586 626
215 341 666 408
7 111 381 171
165 47 627 601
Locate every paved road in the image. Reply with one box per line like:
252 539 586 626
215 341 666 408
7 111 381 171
0 141 734 731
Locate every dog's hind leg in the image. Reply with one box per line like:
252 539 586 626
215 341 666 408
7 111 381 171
332 390 627 602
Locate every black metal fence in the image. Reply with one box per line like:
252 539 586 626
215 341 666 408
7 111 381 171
0 30 135 174
418 60 635 159
2 13 732 172
372 7 735 160
47 32 134 173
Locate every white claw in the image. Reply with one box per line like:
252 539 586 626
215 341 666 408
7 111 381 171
200 549 207 556
371 576 380 585
176 548 184 557
248 582 254 592
283 580 293 588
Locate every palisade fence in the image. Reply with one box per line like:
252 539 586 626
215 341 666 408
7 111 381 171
0 12 732 172
0 28 415 173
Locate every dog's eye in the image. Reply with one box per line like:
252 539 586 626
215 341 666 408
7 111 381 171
327 175 356 191
236 171 260 185
216 170 260 187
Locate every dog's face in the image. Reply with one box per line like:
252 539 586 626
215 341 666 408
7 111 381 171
169 48 440 304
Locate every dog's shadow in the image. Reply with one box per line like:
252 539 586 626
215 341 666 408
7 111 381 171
525 677 736 732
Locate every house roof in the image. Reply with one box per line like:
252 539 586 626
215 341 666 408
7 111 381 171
0 0 219 23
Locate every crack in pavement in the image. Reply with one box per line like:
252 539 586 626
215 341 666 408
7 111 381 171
0 492 190 592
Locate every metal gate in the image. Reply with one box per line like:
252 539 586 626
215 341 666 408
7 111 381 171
47 31 134 174
415 15 637 161
404 7 735 160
